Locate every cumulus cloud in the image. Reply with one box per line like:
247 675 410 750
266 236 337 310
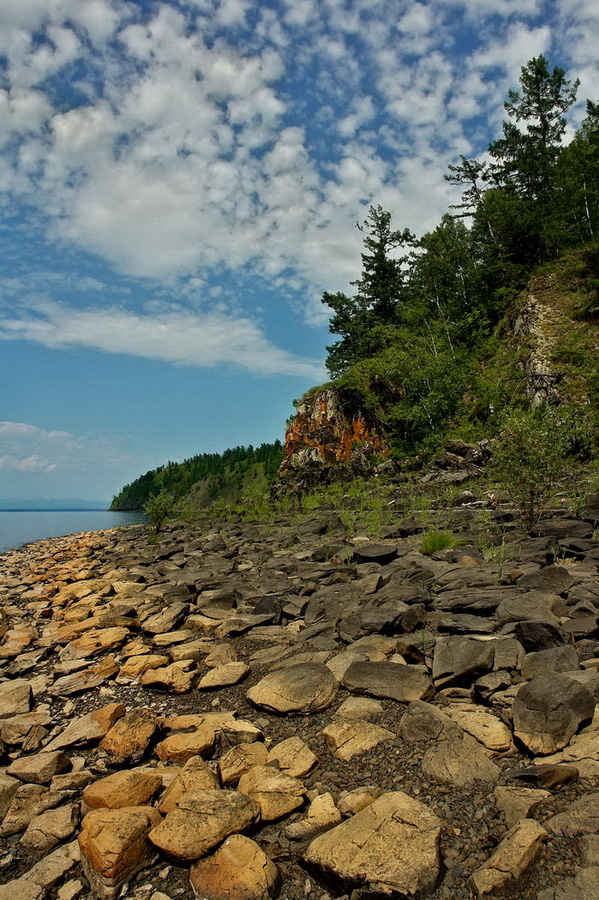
0 299 325 379
0 0 596 347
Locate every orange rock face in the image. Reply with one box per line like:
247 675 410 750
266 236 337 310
280 389 388 476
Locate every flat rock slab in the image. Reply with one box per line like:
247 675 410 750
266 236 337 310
266 736 317 777
544 792 599 836
83 771 163 810
537 866 599 900
49 656 119 696
432 636 495 686
422 730 500 786
304 791 442 896
159 757 219 813
470 818 548 898
149 789 259 861
7 751 72 785
446 705 512 753
44 704 125 752
190 835 279 900
247 663 338 714
0 680 33 718
513 674 595 755
322 718 395 760
237 765 306 822
198 662 250 689
342 661 432 703
218 743 269 786
352 543 398 565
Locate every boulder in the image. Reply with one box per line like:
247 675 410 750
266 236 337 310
99 707 161 763
189 835 279 900
7 751 72 785
148 789 259 861
304 791 442 896
266 736 318 777
43 703 125 752
469 819 548 898
342 660 432 702
218 743 269 786
544 792 599 836
20 803 79 852
82 770 163 810
521 645 581 680
0 680 33 718
422 729 500 786
246 663 337 714
322 718 395 761
237 765 306 822
494 786 550 828
432 636 495 687
158 757 220 813
513 675 596 755
79 806 161 899
286 793 341 841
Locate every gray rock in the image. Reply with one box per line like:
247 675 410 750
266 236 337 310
342 661 433 703
521 645 580 679
513 675 596 755
432 636 495 686
537 866 599 900
246 662 338 714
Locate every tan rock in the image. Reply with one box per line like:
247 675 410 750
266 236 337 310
470 819 548 897
446 704 513 753
99 708 161 763
79 806 161 899
116 654 169 683
49 655 119 696
218 742 269 786
20 803 79 852
61 627 129 661
0 710 53 746
83 770 163 809
7 750 72 785
0 679 32 718
189 834 279 900
0 783 68 836
286 792 341 840
536 712 599 779
149 789 260 861
334 697 384 721
304 791 442 896
237 765 306 822
155 724 216 762
494 786 550 829
204 643 238 667
322 718 395 761
169 639 213 663
44 703 125 752
266 736 317 778
246 663 338 714
158 757 220 813
422 730 500 787
198 662 250 689
0 771 20 819
337 786 385 818
140 660 196 693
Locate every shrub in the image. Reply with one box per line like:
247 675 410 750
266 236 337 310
489 404 573 533
144 488 175 533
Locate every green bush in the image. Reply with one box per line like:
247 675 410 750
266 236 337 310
144 488 175 533
489 405 574 532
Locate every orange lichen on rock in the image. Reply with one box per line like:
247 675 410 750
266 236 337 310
280 389 389 476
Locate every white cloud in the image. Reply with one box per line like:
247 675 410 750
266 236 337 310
0 299 325 379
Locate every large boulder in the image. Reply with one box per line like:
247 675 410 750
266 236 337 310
304 791 442 896
189 835 279 900
342 661 433 703
246 663 337 714
513 675 596 755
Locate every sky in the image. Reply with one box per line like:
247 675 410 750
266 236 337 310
1 0 598 503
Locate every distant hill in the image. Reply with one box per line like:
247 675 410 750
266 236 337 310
110 442 285 511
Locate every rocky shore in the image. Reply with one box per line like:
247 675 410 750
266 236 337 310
2 502 599 900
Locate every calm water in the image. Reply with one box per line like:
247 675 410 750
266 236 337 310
0 509 148 554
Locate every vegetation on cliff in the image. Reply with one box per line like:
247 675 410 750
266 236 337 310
309 56 599 456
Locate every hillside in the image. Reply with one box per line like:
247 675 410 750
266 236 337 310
110 442 284 511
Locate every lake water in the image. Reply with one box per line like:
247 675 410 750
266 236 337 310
0 509 148 554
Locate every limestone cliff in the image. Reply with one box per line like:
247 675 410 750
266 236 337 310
277 388 390 492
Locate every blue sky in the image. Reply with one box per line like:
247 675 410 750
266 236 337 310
1 0 597 502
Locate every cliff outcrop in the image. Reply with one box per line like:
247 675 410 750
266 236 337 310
277 388 391 492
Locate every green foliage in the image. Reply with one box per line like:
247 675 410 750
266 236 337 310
144 488 175 533
420 531 457 556
111 441 284 510
489 404 585 532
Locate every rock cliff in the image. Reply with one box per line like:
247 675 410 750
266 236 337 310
277 388 390 491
